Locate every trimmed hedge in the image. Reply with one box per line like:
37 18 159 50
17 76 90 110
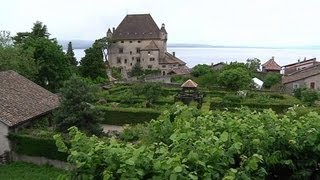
8 134 68 161
97 106 161 125
209 101 293 113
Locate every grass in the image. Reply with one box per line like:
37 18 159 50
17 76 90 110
0 162 69 180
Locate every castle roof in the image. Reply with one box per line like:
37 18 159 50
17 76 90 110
262 57 281 71
159 52 186 65
0 71 59 127
113 14 161 40
141 40 159 50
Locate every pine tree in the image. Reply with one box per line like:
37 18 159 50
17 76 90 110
66 41 78 66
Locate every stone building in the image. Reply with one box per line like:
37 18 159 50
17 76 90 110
282 64 320 93
0 71 59 158
106 14 189 76
282 58 318 75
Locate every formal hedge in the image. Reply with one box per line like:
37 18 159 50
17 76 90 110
210 101 293 113
97 106 161 125
8 134 68 161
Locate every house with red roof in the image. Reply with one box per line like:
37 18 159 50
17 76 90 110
262 57 281 73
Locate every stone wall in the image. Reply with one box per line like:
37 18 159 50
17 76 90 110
284 75 320 93
0 122 10 155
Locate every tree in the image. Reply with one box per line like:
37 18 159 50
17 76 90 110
218 67 252 90
13 21 72 92
0 30 12 47
79 38 107 80
0 46 38 79
246 58 261 72
66 41 78 66
263 73 281 89
54 75 103 135
128 63 144 77
133 82 163 105
191 64 212 77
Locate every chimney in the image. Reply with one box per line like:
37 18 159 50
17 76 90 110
112 27 115 32
304 57 307 61
161 23 165 29
172 52 175 57
271 56 274 60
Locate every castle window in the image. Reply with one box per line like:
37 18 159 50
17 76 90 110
150 58 155 61
162 71 166 76
136 57 141 63
148 65 152 69
121 41 124 43
129 41 133 43
311 82 315 89
130 63 132 66
293 83 299 89
148 51 151 55
136 48 141 53
119 48 123 54
162 65 166 68
130 51 132 55
117 57 121 64
138 40 141 43
124 59 127 64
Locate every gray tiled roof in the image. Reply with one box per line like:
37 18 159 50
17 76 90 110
113 14 161 40
159 52 186 65
0 71 59 127
282 64 320 84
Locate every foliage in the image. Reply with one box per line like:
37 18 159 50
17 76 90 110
54 75 104 135
8 133 68 161
218 67 252 90
132 82 164 104
191 64 212 77
195 71 220 87
79 38 107 81
263 73 281 88
120 124 148 142
0 162 69 180
66 41 78 66
56 105 320 179
171 75 190 83
128 63 144 77
246 58 261 72
111 67 122 80
301 88 319 106
97 106 161 125
13 21 71 92
0 46 38 80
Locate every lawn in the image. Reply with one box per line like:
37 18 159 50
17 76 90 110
0 162 69 180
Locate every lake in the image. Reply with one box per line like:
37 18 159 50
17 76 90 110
73 47 320 68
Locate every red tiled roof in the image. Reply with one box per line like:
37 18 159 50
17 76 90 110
262 58 281 71
113 14 161 40
0 71 59 127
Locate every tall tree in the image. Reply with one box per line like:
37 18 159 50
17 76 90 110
13 21 72 92
79 38 107 80
66 41 78 66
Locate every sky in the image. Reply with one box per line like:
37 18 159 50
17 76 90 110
1 0 320 46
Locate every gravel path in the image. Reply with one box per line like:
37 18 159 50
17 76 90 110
102 124 123 133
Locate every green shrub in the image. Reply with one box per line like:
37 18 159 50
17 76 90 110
301 89 319 106
223 94 243 103
8 134 68 161
97 106 161 125
120 124 148 142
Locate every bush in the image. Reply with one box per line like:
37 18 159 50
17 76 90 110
218 67 252 90
301 89 319 106
97 106 161 125
223 94 243 103
9 134 68 161
263 73 282 88
120 124 148 142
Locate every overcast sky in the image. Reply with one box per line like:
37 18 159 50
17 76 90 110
1 0 320 46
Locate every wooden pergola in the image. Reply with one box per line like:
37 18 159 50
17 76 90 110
175 79 203 108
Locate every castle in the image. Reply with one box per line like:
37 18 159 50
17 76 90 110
106 14 189 76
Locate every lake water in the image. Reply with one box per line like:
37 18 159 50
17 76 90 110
74 47 320 68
